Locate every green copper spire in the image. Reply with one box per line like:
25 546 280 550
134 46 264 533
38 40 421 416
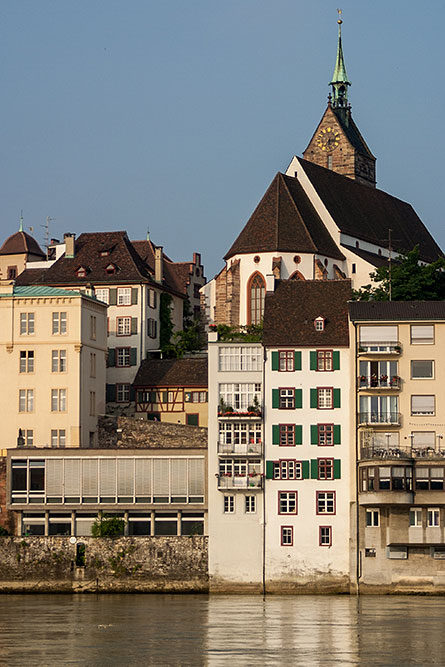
19 211 23 232
330 11 351 109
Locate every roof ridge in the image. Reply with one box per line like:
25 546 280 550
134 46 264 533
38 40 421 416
280 174 318 254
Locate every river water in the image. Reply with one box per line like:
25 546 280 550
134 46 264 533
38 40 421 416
0 594 444 666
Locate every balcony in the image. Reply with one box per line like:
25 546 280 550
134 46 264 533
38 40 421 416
218 442 262 456
358 342 401 355
357 376 401 391
217 409 262 420
217 474 263 490
361 446 445 461
358 412 401 426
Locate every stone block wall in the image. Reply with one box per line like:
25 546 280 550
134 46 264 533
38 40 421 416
0 457 12 534
98 415 207 449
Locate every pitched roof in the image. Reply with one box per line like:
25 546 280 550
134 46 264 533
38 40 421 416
332 108 375 159
263 279 351 347
132 240 184 294
349 300 445 321
224 172 344 261
0 230 45 258
342 245 390 269
133 357 208 387
298 158 442 262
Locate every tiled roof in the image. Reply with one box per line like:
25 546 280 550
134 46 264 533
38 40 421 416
224 172 345 261
133 357 208 387
342 245 390 268
0 231 45 257
298 158 442 262
333 108 375 159
15 268 49 285
349 300 445 321
263 279 351 347
131 240 185 294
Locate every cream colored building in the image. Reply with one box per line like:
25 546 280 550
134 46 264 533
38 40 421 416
0 281 107 449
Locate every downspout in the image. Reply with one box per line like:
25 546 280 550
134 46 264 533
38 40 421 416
262 344 266 600
353 320 360 594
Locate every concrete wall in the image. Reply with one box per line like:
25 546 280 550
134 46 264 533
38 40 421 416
0 536 208 592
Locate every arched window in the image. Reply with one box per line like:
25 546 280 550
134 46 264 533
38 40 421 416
289 270 305 281
248 272 265 325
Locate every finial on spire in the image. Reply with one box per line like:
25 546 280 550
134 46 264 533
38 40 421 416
330 9 351 109
337 8 342 24
146 228 150 242
19 210 23 232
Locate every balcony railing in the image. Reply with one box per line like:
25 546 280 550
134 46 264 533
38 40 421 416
218 409 262 419
218 442 262 455
358 412 401 426
360 446 445 460
357 376 401 390
358 342 402 355
217 475 262 489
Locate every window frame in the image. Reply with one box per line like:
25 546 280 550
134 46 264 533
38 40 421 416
116 347 131 367
279 424 295 446
317 387 333 410
279 388 295 410
281 525 293 546
319 525 332 546
223 495 235 514
316 490 336 515
409 507 423 527
50 429 66 448
19 312 35 336
318 424 334 446
95 288 109 304
317 350 333 372
411 395 435 416
410 325 434 345
19 389 34 413
427 507 440 527
279 350 294 372
52 312 67 335
410 360 434 380
19 350 34 373
318 458 334 481
117 287 132 306
116 383 131 402
278 491 298 515
51 388 67 412
51 349 67 373
117 316 132 336
273 460 303 481
366 508 380 527
245 495 256 514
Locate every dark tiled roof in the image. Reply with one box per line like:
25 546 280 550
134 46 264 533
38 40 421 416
0 231 45 257
298 158 443 263
263 279 351 347
224 172 345 261
132 240 184 294
133 357 208 387
342 245 390 268
333 108 375 159
349 300 445 321
15 268 49 285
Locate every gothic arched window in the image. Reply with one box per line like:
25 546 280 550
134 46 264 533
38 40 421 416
248 272 265 325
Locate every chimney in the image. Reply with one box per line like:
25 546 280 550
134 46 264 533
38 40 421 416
155 246 163 283
64 233 76 259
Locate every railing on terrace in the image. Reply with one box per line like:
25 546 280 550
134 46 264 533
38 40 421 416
217 409 262 418
217 442 262 455
360 446 445 460
217 475 262 489
357 376 401 390
358 342 402 354
358 412 401 426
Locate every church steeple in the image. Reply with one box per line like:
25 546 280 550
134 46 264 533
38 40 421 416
330 11 350 109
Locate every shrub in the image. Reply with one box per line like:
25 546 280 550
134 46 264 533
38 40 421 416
91 515 125 538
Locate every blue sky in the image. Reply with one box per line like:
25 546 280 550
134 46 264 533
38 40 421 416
1 1 444 277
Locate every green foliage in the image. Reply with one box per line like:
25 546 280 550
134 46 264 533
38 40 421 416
159 293 174 352
91 515 125 538
352 246 445 301
0 526 9 536
212 323 263 342
163 320 205 358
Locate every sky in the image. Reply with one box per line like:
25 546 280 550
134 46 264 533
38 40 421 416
1 1 444 278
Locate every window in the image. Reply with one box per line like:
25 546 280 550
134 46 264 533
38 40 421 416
117 383 130 402
360 466 413 492
117 348 131 367
218 347 262 372
19 429 34 446
278 491 297 514
352 264 356 274
415 467 444 491
95 288 109 304
185 391 208 403
148 288 157 309
90 315 96 340
411 360 434 379
245 495 256 513
279 424 295 446
77 266 87 278
359 360 399 387
52 312 67 335
359 395 399 423
51 389 67 412
51 429 66 448
20 313 34 335
219 383 261 413
105 263 116 275
90 391 96 416
19 350 34 373
316 491 335 515
317 350 333 371
366 508 380 527
147 318 157 338
318 458 334 480
411 325 434 345
117 317 131 336
19 389 34 412
248 273 265 325
117 288 131 305
7 266 17 279
314 317 325 332
51 350 67 373
318 424 334 446
279 388 295 409
427 508 440 527
411 395 435 415
279 351 294 371
317 388 333 409
224 495 235 513
90 353 96 378
281 526 293 546
273 460 302 480
218 422 262 448
409 508 422 527
411 431 435 452
319 526 332 546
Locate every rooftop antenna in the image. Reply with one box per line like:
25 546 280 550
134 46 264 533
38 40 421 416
41 216 56 253
388 229 392 301
19 211 24 232
146 227 150 242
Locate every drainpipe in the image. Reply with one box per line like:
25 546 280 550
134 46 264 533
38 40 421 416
353 321 360 594
262 344 267 600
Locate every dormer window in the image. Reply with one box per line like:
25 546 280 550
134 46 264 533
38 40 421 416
100 250 109 257
76 266 88 278
105 263 117 275
314 316 325 332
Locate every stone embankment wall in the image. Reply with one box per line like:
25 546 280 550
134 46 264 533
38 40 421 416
98 416 207 449
0 536 208 593
0 457 12 534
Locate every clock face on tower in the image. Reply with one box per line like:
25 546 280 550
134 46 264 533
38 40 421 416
316 127 340 152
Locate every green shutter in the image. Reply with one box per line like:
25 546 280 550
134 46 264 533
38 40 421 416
333 388 341 408
334 459 341 479
333 424 341 445
109 288 117 305
310 459 319 479
294 351 301 371
131 288 138 304
333 351 340 370
310 388 317 408
311 425 319 445
295 389 302 409
310 351 317 370
272 389 279 408
162 391 168 403
129 386 135 401
130 348 138 366
302 461 310 479
107 348 116 367
294 425 302 445
272 425 280 445
266 461 274 479
131 317 138 334
271 351 279 370
106 383 116 402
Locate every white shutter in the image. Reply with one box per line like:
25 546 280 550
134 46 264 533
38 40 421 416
360 326 398 342
153 459 170 496
412 432 435 448
82 459 98 496
46 459 63 496
117 458 134 496
411 325 434 344
135 459 151 496
64 459 81 497
188 458 204 495
99 459 116 496
411 395 435 414
171 459 187 496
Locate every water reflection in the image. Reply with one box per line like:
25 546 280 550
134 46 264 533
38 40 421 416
0 594 444 665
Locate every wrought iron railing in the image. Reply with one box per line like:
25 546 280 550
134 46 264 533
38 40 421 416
358 412 401 425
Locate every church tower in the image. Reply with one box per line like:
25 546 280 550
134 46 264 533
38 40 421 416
303 14 376 187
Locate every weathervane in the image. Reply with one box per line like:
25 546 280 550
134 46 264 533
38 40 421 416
337 8 343 24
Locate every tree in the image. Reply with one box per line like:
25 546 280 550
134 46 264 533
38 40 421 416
91 515 125 537
352 247 445 301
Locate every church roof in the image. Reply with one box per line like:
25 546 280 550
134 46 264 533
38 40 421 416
224 172 345 261
298 158 443 263
332 108 375 160
0 230 45 258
